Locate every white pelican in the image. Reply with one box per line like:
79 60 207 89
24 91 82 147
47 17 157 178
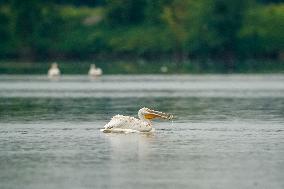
48 62 60 77
102 107 173 133
88 64 102 77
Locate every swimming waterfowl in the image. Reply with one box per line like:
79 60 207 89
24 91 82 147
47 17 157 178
102 107 173 133
88 64 102 77
48 62 60 77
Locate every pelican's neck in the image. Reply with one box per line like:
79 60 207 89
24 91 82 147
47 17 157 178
138 110 151 124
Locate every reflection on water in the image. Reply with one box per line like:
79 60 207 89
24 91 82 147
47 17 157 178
0 75 284 98
0 75 283 189
1 97 283 124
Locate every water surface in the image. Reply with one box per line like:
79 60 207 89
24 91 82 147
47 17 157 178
0 75 283 189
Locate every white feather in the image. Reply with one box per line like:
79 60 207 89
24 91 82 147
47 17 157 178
104 115 152 132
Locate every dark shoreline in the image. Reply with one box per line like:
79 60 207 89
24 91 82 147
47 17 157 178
1 59 284 74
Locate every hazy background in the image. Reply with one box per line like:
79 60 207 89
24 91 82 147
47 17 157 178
0 0 283 74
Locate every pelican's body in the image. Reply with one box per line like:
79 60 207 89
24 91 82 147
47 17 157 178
104 115 152 132
48 63 60 77
89 64 102 77
102 107 173 133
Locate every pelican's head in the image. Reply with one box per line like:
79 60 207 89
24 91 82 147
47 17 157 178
51 62 58 68
138 107 173 120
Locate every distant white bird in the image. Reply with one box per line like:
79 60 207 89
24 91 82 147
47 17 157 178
48 62 60 77
88 64 102 77
160 66 168 73
102 107 173 133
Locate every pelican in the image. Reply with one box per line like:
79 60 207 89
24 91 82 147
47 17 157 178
101 107 173 133
48 62 60 77
88 64 102 77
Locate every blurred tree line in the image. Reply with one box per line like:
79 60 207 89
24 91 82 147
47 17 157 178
0 0 283 65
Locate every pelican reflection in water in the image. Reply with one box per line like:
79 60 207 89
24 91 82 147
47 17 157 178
102 107 173 133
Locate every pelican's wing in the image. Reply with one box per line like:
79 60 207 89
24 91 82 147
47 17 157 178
104 115 124 129
104 115 152 132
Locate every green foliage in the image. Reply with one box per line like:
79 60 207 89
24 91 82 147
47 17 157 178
144 0 170 24
0 4 13 55
193 0 252 58
104 0 146 25
0 0 283 70
105 25 173 54
238 4 284 57
54 6 103 56
161 0 190 53
7 0 64 59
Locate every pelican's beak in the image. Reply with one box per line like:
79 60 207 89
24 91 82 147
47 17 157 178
144 109 174 120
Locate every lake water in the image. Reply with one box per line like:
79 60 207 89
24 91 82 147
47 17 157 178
0 75 284 189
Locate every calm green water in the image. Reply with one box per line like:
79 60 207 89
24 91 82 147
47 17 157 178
0 75 284 189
